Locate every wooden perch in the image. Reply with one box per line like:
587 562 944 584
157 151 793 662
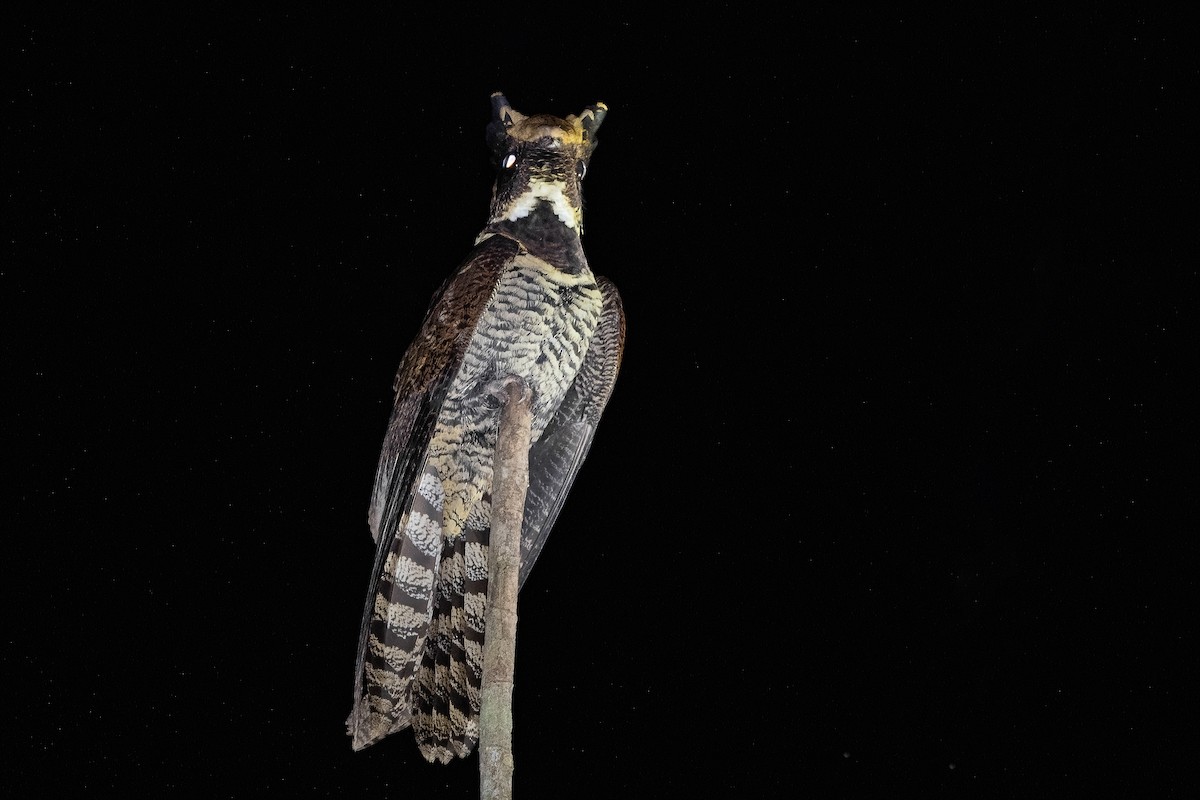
479 375 532 800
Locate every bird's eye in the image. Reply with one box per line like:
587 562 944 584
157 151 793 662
576 161 587 180
501 154 517 169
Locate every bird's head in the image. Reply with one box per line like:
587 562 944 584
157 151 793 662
484 92 607 234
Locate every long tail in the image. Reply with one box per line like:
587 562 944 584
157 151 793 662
412 495 491 763
348 462 445 750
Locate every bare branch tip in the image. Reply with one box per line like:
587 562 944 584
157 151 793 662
487 374 532 406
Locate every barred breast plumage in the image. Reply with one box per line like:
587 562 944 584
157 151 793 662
428 251 603 543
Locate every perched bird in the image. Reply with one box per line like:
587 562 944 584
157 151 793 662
348 93 625 763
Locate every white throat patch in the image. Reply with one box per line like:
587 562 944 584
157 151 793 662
504 181 577 229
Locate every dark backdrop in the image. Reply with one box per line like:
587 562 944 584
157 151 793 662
6 8 1192 797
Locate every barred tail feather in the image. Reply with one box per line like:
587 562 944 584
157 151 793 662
414 540 458 764
348 462 445 750
412 496 491 763
461 509 490 745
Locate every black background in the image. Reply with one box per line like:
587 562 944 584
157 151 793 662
6 8 1193 797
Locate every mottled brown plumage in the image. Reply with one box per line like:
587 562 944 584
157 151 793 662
348 93 624 762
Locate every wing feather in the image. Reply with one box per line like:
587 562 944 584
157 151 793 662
349 235 519 750
519 276 626 587
367 235 521 544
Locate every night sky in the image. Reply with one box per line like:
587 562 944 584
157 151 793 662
7 8 1193 797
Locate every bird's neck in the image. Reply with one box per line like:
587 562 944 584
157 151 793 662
482 195 588 275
